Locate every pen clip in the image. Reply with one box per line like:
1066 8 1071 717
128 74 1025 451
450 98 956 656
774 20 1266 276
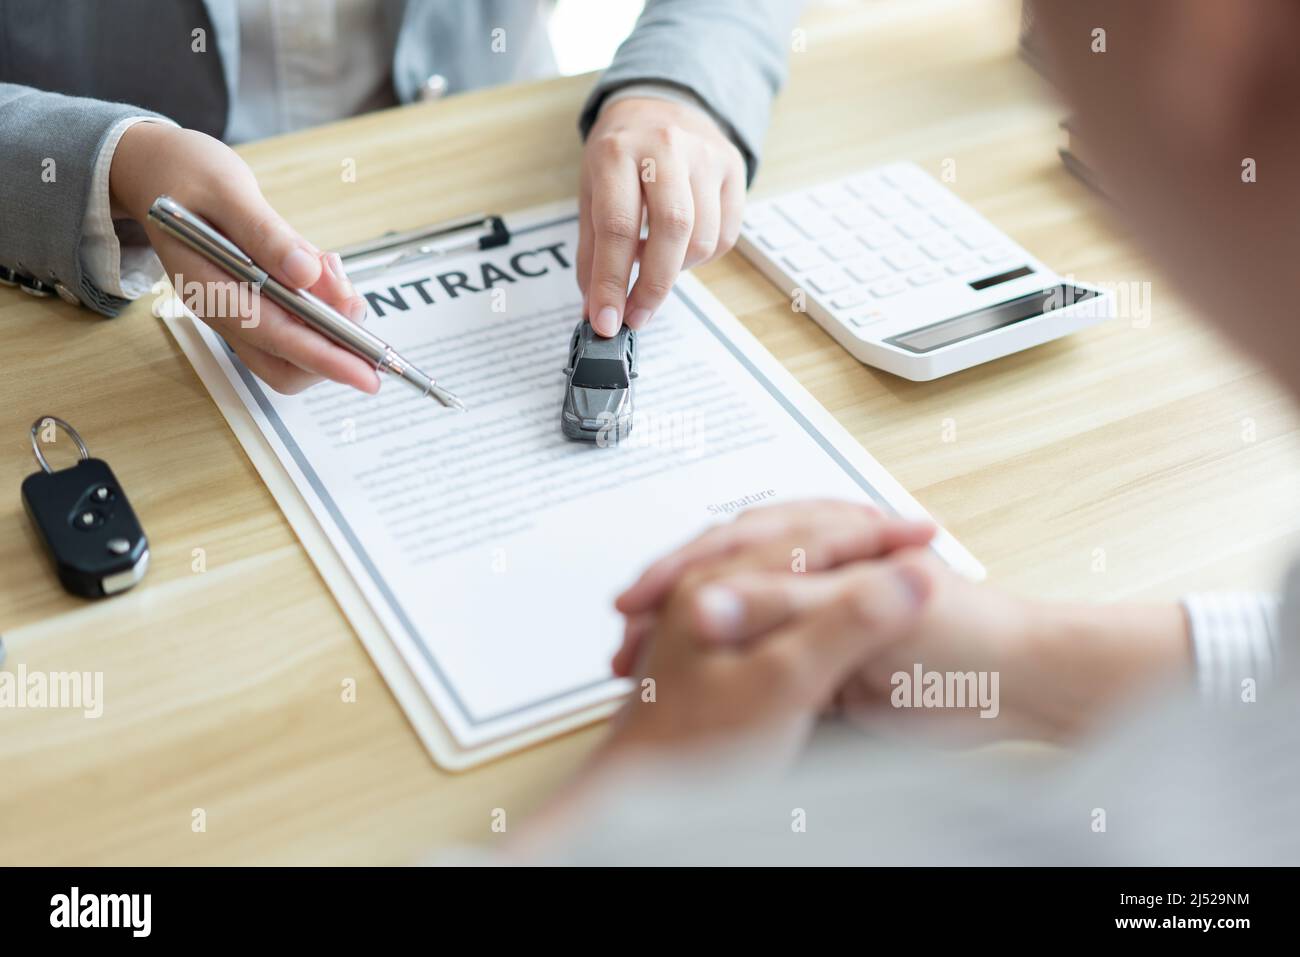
338 214 510 279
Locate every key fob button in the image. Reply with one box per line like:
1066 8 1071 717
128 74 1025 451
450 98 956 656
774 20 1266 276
75 509 106 529
106 537 131 555
91 485 115 503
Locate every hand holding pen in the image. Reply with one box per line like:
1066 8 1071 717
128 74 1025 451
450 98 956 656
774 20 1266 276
148 194 465 409
110 124 380 396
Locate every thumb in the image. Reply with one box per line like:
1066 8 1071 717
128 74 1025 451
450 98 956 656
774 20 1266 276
225 191 322 290
763 557 933 705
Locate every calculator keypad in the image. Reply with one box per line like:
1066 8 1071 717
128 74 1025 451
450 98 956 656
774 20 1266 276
742 163 1036 339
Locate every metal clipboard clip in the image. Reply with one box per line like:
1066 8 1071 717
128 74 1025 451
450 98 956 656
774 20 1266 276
338 213 511 281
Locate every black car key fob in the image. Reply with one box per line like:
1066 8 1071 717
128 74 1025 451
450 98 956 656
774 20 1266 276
22 417 150 598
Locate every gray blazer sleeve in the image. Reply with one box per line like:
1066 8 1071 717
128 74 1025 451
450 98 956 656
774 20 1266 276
0 83 168 316
578 0 803 184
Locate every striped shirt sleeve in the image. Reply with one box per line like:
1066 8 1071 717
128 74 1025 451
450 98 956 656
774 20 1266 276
1182 592 1281 701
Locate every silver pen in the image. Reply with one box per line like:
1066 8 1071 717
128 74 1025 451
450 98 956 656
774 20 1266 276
147 195 466 411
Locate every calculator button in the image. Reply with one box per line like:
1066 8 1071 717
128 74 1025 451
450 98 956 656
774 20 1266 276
878 167 907 188
742 204 781 230
831 288 870 310
982 247 1016 264
775 196 820 220
846 174 886 199
834 205 876 229
895 214 938 239
846 258 887 283
956 228 998 249
759 225 802 250
930 206 966 228
805 266 850 294
857 227 899 250
821 237 863 261
781 247 823 272
848 312 886 328
920 237 962 261
907 266 943 286
905 187 946 208
794 213 841 241
869 277 907 298
883 248 924 272
869 195 910 219
945 255 981 275
809 184 856 208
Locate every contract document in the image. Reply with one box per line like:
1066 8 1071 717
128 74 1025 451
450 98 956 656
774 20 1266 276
163 202 983 768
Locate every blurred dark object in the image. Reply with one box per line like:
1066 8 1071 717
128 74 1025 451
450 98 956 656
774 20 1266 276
1018 0 1047 74
1058 117 1107 197
1021 4 1106 197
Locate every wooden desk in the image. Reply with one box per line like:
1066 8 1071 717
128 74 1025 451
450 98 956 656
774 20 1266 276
3 0 1297 864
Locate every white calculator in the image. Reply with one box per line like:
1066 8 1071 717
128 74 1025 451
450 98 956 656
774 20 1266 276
737 162 1111 381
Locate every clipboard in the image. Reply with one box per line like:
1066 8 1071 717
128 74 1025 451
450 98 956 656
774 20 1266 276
162 201 625 771
161 199 984 772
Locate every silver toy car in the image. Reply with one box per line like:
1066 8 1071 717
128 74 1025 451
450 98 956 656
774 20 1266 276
561 319 638 443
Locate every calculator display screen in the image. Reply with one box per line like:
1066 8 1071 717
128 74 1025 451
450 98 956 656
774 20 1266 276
884 284 1100 354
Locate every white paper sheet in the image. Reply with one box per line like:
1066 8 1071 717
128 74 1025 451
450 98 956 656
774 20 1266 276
164 202 983 761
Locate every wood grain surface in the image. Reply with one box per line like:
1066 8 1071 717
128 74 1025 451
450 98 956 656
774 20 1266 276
1 0 1296 864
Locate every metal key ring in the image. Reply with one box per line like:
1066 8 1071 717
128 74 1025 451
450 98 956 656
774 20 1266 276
30 416 90 474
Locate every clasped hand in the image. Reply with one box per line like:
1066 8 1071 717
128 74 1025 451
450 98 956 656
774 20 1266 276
600 500 1140 762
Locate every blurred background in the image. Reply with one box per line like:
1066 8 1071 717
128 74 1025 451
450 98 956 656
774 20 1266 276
549 0 860 75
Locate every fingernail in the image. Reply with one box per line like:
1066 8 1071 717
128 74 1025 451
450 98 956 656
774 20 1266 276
695 585 745 641
894 565 931 610
594 305 620 336
347 299 368 323
328 252 361 300
626 308 652 330
282 247 318 287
